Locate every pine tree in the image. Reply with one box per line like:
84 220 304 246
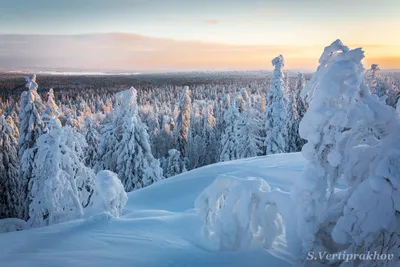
0 116 21 219
264 55 288 154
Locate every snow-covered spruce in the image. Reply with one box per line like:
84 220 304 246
235 91 264 159
286 73 306 152
219 95 242 162
165 149 186 178
175 86 192 161
293 40 400 267
45 88 60 118
18 74 46 220
0 115 21 219
83 115 100 168
92 170 127 217
28 116 95 227
96 87 164 192
264 55 289 155
292 39 357 257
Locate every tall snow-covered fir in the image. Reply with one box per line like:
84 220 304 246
0 115 21 219
175 86 192 161
18 75 46 220
83 115 100 168
219 95 241 162
96 87 164 192
287 73 307 152
264 55 288 155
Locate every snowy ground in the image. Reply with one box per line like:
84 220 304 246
0 153 305 267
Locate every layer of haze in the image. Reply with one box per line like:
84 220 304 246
1 0 399 72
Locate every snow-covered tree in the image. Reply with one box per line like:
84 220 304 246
45 88 60 118
175 86 192 159
202 107 218 166
165 149 186 178
96 88 164 192
18 74 46 220
365 64 381 96
83 115 100 168
294 73 307 151
286 84 297 153
292 40 353 257
287 73 307 152
219 97 241 162
293 39 400 267
28 116 95 227
264 55 288 154
235 90 264 159
0 115 21 219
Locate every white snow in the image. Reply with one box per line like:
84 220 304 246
0 153 304 267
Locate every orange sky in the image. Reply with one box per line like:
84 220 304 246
0 34 399 72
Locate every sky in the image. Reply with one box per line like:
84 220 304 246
1 0 400 72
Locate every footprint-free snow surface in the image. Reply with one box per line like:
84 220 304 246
0 153 305 267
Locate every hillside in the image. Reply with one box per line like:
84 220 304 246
0 153 304 267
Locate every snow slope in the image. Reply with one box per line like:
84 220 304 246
0 153 305 267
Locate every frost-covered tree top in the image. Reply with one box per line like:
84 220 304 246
45 88 60 118
272 55 284 70
115 87 139 114
24 74 38 91
300 39 350 103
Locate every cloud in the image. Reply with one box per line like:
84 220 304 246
204 19 219 25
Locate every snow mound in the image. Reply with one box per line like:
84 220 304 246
195 175 283 251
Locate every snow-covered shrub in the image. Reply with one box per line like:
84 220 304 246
93 170 127 217
0 218 28 233
195 175 283 251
